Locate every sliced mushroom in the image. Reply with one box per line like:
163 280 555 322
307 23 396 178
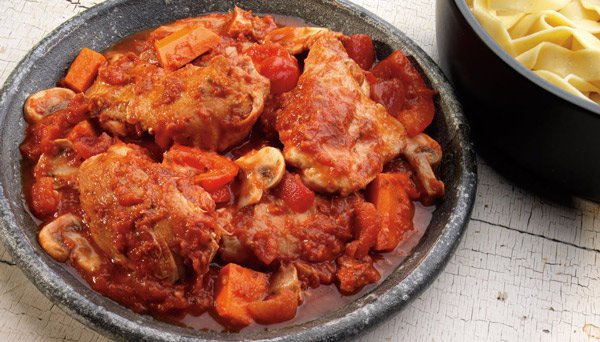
235 146 285 208
270 264 302 302
107 143 133 157
34 139 79 180
62 231 102 273
403 133 445 199
38 213 101 272
24 87 76 123
38 214 77 262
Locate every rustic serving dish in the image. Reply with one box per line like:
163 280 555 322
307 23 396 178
436 0 600 201
0 0 476 340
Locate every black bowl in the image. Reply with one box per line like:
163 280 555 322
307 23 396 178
436 0 600 201
0 0 476 340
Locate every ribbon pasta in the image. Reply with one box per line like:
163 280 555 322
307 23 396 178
467 0 600 104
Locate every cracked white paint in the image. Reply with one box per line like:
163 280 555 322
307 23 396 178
0 0 599 341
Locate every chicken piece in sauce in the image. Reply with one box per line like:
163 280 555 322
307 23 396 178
87 49 270 152
79 143 222 283
276 35 407 195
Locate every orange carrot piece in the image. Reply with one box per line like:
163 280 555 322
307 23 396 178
214 264 269 327
366 173 415 252
63 48 106 93
246 289 299 325
154 26 221 70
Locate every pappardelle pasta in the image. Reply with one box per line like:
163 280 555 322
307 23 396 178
468 0 600 104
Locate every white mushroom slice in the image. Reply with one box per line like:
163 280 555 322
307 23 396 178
39 213 102 273
403 133 445 199
38 214 78 262
35 150 78 180
108 143 133 157
24 87 76 123
235 146 285 208
53 138 73 150
63 231 102 273
270 264 302 302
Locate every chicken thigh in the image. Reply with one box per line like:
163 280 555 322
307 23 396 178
87 48 269 151
276 36 407 195
79 143 222 284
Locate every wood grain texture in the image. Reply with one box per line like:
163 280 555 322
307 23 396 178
0 0 598 341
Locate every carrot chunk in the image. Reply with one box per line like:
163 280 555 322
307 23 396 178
246 289 299 325
63 48 106 93
154 26 221 70
214 264 269 327
366 173 415 252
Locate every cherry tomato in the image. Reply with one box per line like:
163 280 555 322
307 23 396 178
208 186 232 204
246 44 300 94
342 34 375 70
372 50 435 137
370 78 406 117
66 121 112 160
275 172 315 213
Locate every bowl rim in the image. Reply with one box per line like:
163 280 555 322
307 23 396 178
0 0 477 340
452 0 600 117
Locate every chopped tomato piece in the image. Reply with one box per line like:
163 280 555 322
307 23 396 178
274 172 315 213
246 289 299 325
372 50 435 136
366 173 415 252
66 121 112 160
214 264 269 327
30 177 59 218
246 44 299 94
208 186 232 204
155 26 221 70
342 34 375 70
164 144 239 192
63 48 106 93
371 78 406 116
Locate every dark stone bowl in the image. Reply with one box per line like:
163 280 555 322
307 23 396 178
436 0 600 201
0 0 476 340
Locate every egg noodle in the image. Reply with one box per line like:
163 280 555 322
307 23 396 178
467 0 600 104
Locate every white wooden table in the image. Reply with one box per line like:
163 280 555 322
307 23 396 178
1 1 599 341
